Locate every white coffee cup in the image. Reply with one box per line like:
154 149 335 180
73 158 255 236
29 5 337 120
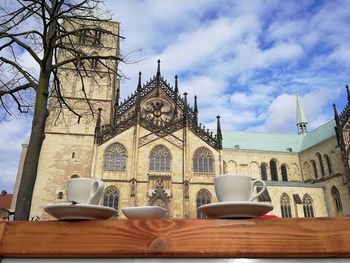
67 178 104 205
214 174 266 202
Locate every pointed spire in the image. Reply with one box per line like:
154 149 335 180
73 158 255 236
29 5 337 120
194 95 198 125
333 103 340 124
296 95 308 135
194 95 198 113
174 75 178 119
216 115 223 150
94 108 102 141
333 103 342 146
346 85 350 102
174 75 178 93
183 92 188 107
136 72 142 112
113 88 120 124
157 59 161 76
156 60 160 96
183 92 188 126
137 71 142 90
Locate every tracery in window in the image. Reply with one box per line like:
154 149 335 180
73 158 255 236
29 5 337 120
331 186 342 212
196 189 211 218
280 193 292 218
104 143 127 171
193 147 214 173
303 194 314 218
103 186 119 209
261 163 267 180
281 165 288 181
149 145 171 171
270 160 278 181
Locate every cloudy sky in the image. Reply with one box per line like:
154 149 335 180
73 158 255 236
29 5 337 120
1 0 350 192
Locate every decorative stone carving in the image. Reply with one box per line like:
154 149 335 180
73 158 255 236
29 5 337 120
139 133 159 147
142 97 174 125
149 183 171 217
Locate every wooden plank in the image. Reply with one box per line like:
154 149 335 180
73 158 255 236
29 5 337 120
0 222 6 246
1 218 350 258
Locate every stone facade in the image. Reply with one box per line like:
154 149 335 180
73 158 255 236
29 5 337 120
13 18 350 220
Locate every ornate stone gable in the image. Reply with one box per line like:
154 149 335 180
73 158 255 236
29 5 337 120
334 86 350 188
94 61 222 149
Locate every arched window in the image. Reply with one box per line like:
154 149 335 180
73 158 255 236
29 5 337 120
280 193 292 218
303 194 314 218
311 160 318 179
104 143 127 171
196 189 211 218
316 153 325 177
270 160 278 181
331 186 342 212
193 147 214 173
149 145 171 171
71 174 80 179
261 164 267 180
325 154 332 176
281 165 288 181
103 186 119 209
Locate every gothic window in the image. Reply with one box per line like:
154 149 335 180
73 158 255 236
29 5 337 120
103 186 119 209
196 189 211 218
261 163 267 180
325 154 332 175
316 153 325 177
149 145 171 171
193 147 214 173
91 58 99 70
270 160 278 181
303 194 314 218
331 186 342 212
79 29 102 45
311 160 318 179
280 193 292 218
104 143 127 171
281 165 288 181
71 174 80 179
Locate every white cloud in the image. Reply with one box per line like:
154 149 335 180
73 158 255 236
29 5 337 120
230 92 272 109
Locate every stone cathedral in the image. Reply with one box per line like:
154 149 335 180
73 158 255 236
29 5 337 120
12 19 350 220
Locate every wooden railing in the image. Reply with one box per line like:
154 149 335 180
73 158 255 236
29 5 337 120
1 218 350 258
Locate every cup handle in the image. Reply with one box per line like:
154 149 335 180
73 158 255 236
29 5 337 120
250 179 266 202
90 180 104 204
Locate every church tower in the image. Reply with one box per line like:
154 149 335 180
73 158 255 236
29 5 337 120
296 95 308 135
29 18 120 217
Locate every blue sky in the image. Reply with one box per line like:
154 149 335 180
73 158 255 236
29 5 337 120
1 0 350 192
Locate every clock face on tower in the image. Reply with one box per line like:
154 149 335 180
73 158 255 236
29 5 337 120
141 98 174 125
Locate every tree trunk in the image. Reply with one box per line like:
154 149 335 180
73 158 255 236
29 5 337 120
14 1 58 220
14 74 49 220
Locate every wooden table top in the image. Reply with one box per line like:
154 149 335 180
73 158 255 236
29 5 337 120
1 218 350 258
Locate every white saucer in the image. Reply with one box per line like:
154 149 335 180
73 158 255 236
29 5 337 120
122 206 167 219
197 201 273 219
44 203 118 220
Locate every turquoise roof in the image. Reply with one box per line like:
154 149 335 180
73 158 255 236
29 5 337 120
300 120 336 151
221 119 336 153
